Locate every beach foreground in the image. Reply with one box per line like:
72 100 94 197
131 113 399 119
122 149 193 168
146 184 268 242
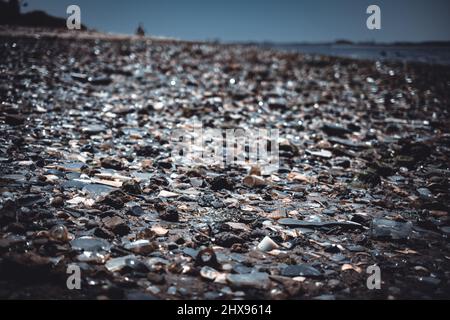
1 28 450 300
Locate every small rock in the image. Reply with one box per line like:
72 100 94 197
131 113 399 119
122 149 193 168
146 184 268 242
147 273 165 284
128 205 145 216
440 226 450 235
267 97 287 109
195 248 220 268
324 244 341 253
82 124 105 135
51 196 64 207
226 272 271 290
96 190 129 209
101 158 124 170
102 216 130 236
4 114 25 126
418 276 441 287
158 190 179 198
322 123 351 137
71 236 111 253
88 76 112 85
417 187 433 200
257 236 279 252
331 157 351 168
49 224 69 242
215 232 245 248
151 225 169 236
135 145 160 157
281 264 322 278
224 222 250 232
278 218 364 231
121 179 142 194
371 218 413 240
159 206 179 222
124 240 156 255
306 149 333 159
200 266 221 281
105 255 136 272
94 227 115 239
210 175 234 191
243 175 267 188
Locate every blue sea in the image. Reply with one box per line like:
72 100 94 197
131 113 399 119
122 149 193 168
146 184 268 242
266 44 450 66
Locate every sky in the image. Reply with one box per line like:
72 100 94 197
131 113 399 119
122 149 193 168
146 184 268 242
22 0 450 43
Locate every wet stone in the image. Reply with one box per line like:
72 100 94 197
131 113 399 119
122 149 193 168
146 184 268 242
281 264 322 278
124 240 156 255
306 149 333 159
226 272 270 290
128 205 145 217
417 188 433 200
200 266 221 281
49 224 69 242
371 218 413 240
105 255 136 272
82 124 106 135
70 236 111 253
278 218 364 230
322 124 352 137
440 226 450 235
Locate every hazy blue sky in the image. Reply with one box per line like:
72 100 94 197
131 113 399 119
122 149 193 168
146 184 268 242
22 0 450 42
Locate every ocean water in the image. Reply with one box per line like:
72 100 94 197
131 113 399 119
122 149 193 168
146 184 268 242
267 44 450 66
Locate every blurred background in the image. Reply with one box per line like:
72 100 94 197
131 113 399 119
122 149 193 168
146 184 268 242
2 0 450 64
15 0 450 42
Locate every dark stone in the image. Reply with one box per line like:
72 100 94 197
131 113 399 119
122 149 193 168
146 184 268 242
0 199 17 223
322 124 351 137
50 196 64 207
371 218 413 240
324 244 341 253
195 248 220 268
121 179 142 194
102 216 130 236
147 273 165 284
281 264 322 278
128 205 145 216
159 206 179 222
215 232 245 248
88 76 112 85
278 218 364 230
100 158 124 170
5 114 25 126
94 227 115 239
210 175 234 191
96 190 129 209
135 145 160 157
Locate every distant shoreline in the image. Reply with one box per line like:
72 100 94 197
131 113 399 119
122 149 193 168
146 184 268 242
240 41 450 48
2 26 449 66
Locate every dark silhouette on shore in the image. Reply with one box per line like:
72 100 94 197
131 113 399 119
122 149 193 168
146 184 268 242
0 0 87 29
136 23 145 37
